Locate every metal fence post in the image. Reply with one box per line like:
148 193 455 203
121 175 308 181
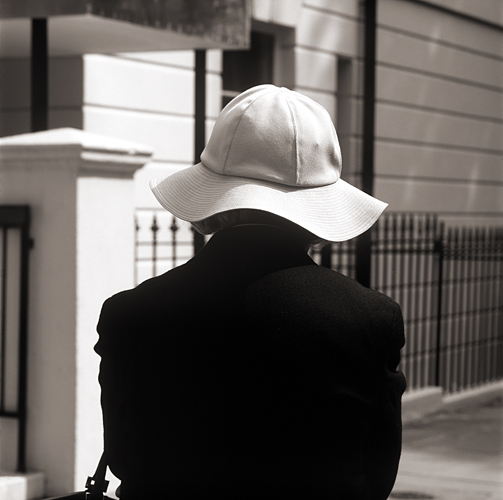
434 222 444 388
0 205 32 472
194 49 207 254
31 18 48 132
356 0 377 288
17 208 31 473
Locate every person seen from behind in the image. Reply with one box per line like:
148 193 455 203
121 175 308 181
95 84 407 499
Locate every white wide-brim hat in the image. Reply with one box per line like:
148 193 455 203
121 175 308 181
151 84 387 242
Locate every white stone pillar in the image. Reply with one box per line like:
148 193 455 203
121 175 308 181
0 128 152 495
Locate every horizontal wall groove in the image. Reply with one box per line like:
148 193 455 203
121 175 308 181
295 84 334 95
409 0 503 32
0 106 83 112
83 103 193 119
338 95 503 124
348 134 503 157
0 107 28 112
147 158 192 166
377 62 503 93
136 206 170 211
307 56 503 94
296 43 362 58
105 53 194 72
385 211 503 222
375 137 503 156
378 174 503 187
378 23 503 62
377 99 503 124
0 55 84 63
304 4 362 23
436 211 503 217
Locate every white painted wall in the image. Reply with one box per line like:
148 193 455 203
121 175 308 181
0 57 84 136
375 0 503 225
2 1 500 226
0 129 151 495
283 0 503 226
0 0 502 491
2 157 79 490
74 175 138 491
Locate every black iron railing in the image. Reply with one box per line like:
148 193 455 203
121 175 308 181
436 225 503 392
0 205 32 472
134 209 202 285
372 214 443 391
135 210 503 394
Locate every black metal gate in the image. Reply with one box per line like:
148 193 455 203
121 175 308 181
435 225 503 392
371 214 442 391
0 205 32 472
369 214 503 393
135 211 503 394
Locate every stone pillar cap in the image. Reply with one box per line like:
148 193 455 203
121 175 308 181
0 127 153 177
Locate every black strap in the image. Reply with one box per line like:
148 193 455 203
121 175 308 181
85 452 109 499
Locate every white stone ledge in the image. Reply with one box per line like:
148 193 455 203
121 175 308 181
442 380 503 412
0 128 152 178
402 380 503 423
0 471 45 500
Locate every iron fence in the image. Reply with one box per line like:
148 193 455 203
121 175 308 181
0 205 31 472
135 209 199 285
436 225 503 393
135 210 503 394
371 213 442 391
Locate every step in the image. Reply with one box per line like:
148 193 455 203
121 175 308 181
0 471 45 500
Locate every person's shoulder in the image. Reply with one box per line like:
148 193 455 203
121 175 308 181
305 265 405 348
282 263 396 303
277 263 402 328
98 264 188 321
107 261 190 301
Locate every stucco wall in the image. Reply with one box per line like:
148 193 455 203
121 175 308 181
1 0 501 225
1 159 79 488
0 129 150 494
375 0 503 226
0 0 501 491
0 56 84 136
274 0 503 225
81 50 223 211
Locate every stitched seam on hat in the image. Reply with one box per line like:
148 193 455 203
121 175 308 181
223 88 278 174
283 93 299 184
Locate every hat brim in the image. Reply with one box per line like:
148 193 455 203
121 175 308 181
150 163 387 242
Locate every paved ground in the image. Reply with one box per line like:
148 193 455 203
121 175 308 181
390 396 503 500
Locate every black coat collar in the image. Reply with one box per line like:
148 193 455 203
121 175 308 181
188 224 317 280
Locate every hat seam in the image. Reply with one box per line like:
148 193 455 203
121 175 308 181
282 91 300 185
150 85 388 242
222 87 278 175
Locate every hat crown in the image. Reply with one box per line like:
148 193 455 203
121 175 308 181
201 85 342 188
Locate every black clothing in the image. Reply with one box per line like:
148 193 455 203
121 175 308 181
95 225 406 499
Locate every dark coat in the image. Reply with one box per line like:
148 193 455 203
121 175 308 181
95 225 406 499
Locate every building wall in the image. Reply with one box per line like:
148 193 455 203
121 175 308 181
89 0 503 226
375 0 503 226
80 50 223 209
0 0 501 227
0 0 501 483
0 56 84 136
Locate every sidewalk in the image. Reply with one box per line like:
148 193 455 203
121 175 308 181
391 396 503 500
